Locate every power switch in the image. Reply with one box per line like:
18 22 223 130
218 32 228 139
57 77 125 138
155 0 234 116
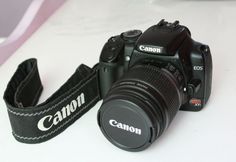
187 79 201 96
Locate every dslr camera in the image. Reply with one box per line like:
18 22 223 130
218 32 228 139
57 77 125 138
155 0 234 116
97 20 212 151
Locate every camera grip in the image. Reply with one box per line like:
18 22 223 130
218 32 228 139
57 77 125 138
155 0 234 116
99 62 124 98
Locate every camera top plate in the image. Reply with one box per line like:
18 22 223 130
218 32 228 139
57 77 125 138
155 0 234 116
136 20 191 56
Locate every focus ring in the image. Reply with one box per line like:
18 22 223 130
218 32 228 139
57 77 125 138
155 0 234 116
113 65 182 126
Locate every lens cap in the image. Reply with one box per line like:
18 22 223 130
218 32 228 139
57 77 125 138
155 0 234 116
98 98 156 152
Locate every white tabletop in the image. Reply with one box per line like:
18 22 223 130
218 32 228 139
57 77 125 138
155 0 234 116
0 0 236 162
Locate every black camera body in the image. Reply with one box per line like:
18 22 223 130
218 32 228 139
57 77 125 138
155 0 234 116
97 20 212 151
99 20 212 111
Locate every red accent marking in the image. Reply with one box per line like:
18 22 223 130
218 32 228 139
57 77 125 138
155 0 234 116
190 99 202 106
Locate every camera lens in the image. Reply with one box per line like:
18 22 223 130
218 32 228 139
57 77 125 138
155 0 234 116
98 64 183 151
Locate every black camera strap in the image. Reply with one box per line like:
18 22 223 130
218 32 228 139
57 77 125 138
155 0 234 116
3 58 101 143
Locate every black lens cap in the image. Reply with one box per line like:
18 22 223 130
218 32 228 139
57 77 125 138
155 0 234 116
98 98 156 152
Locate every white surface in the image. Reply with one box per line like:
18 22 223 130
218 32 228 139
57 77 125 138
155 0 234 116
0 38 5 44
0 0 236 162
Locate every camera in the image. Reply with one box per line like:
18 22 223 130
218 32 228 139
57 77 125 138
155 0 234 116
97 20 212 151
2 19 213 150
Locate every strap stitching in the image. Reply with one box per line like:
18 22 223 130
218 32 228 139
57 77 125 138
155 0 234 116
12 96 99 141
7 75 96 117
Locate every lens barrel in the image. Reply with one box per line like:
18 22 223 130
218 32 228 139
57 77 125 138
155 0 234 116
98 64 183 151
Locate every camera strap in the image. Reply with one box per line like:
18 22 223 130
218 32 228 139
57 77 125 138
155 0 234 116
3 58 101 143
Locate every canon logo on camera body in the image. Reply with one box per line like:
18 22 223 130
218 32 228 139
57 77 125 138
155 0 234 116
109 119 142 135
37 93 85 131
138 45 162 54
